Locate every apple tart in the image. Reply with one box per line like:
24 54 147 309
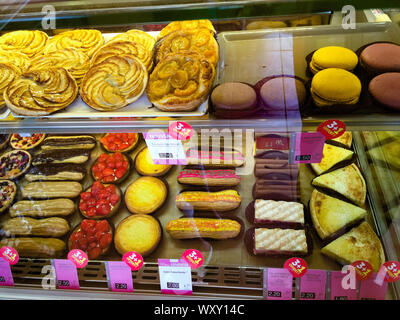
4 67 78 116
147 51 215 111
91 40 153 71
44 29 104 58
80 54 148 111
0 63 20 109
30 49 90 86
0 50 30 73
108 29 156 53
158 19 215 39
154 28 219 66
0 30 48 58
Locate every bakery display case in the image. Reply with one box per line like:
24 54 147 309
0 0 400 301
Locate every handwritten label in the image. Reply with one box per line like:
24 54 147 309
52 259 80 290
158 259 192 295
330 271 357 300
264 268 293 300
359 273 388 300
0 246 19 265
122 251 144 271
317 119 346 140
289 132 325 164
0 258 14 287
182 249 203 269
168 121 194 141
105 261 134 293
67 249 88 269
351 260 373 281
284 257 308 278
143 131 187 165
299 269 327 300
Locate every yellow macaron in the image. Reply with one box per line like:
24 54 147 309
310 68 362 107
310 46 359 74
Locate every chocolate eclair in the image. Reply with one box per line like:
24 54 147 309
41 135 96 150
32 149 91 166
25 164 87 181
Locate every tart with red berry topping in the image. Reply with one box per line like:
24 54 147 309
10 133 46 150
0 150 31 180
91 152 131 184
0 180 17 214
79 181 121 219
100 133 140 153
68 219 114 260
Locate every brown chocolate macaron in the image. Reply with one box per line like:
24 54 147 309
369 72 400 111
211 82 258 118
360 43 400 75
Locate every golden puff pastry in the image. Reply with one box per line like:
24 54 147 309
30 49 90 86
80 54 148 111
108 29 156 52
155 28 219 66
0 50 30 73
91 40 153 71
0 63 20 109
0 30 48 58
147 51 215 112
44 29 104 58
4 67 78 116
158 19 215 39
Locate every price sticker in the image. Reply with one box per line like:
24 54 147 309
122 251 144 271
181 249 203 269
105 261 134 293
359 273 388 300
317 119 346 140
299 269 327 300
0 257 14 287
264 268 293 300
52 259 80 290
168 121 194 141
255 135 289 150
351 260 373 281
0 246 19 265
329 271 357 300
379 261 400 283
284 257 308 278
158 259 192 295
289 132 325 164
143 131 187 165
67 249 88 269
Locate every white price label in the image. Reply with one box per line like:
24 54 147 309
158 259 192 295
143 132 187 165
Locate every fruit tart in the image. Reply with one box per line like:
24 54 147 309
79 181 121 219
0 180 17 214
0 63 20 109
147 51 215 111
0 50 31 73
0 150 31 180
68 219 113 260
108 29 156 53
158 20 215 39
0 30 48 58
10 133 46 150
100 133 140 153
91 152 131 184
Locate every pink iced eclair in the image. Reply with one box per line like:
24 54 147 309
177 169 241 187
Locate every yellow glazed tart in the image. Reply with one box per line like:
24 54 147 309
0 63 20 109
108 29 156 53
0 30 48 57
0 50 30 73
134 147 172 176
158 20 215 39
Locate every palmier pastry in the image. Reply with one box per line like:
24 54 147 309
81 54 148 111
154 28 219 66
91 40 153 71
147 51 215 111
4 67 78 116
44 29 104 58
0 63 20 109
0 30 48 58
0 50 30 73
158 20 215 39
30 49 90 86
108 29 156 52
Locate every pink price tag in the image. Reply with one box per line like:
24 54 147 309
105 261 134 293
359 273 388 300
52 259 80 290
330 271 357 300
290 132 325 164
264 268 293 300
67 249 88 269
168 121 194 141
0 246 19 265
158 259 192 295
122 251 144 271
182 249 203 269
0 258 14 287
299 269 327 300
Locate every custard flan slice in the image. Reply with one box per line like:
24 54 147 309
330 132 352 148
310 143 354 175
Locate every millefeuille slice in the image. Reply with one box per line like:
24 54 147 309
311 143 354 175
310 189 366 239
312 163 366 207
321 221 385 272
